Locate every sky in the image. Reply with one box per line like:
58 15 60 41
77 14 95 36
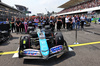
2 0 69 15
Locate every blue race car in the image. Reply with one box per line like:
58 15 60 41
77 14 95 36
19 26 68 60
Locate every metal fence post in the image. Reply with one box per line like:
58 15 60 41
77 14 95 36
74 22 79 44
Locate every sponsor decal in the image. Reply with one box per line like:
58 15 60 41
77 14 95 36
24 50 39 56
50 20 53 22
38 23 41 25
25 23 27 24
50 45 63 53
29 21 32 23
43 20 46 22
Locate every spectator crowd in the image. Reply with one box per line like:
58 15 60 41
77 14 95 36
58 0 100 14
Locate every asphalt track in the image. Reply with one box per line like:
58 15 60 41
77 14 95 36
0 23 100 66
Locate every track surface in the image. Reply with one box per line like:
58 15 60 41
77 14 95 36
0 23 100 66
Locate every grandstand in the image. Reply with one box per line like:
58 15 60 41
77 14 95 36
58 0 100 17
0 1 26 21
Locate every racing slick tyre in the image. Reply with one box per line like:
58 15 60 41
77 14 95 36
19 47 23 58
46 32 55 48
19 36 30 58
55 32 64 45
55 32 68 51
20 36 30 49
63 40 68 51
19 36 23 58
47 36 55 48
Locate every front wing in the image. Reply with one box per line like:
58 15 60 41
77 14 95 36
20 45 68 60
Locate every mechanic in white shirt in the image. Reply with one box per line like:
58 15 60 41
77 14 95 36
72 16 75 29
65 15 70 29
6 18 10 24
80 14 85 30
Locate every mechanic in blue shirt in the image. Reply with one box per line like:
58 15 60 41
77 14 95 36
20 18 25 32
46 16 49 25
28 18 32 26
76 15 80 29
40 16 43 23
42 16 47 27
11 18 15 32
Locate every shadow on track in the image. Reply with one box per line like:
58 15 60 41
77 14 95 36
0 37 19 46
54 29 83 32
0 40 10 46
23 51 76 66
9 37 19 40
84 28 95 30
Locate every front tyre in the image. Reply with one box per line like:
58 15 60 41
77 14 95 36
18 47 23 58
63 40 68 51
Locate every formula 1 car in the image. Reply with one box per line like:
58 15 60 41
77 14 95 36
27 23 42 33
0 22 11 42
19 25 68 60
27 22 55 33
